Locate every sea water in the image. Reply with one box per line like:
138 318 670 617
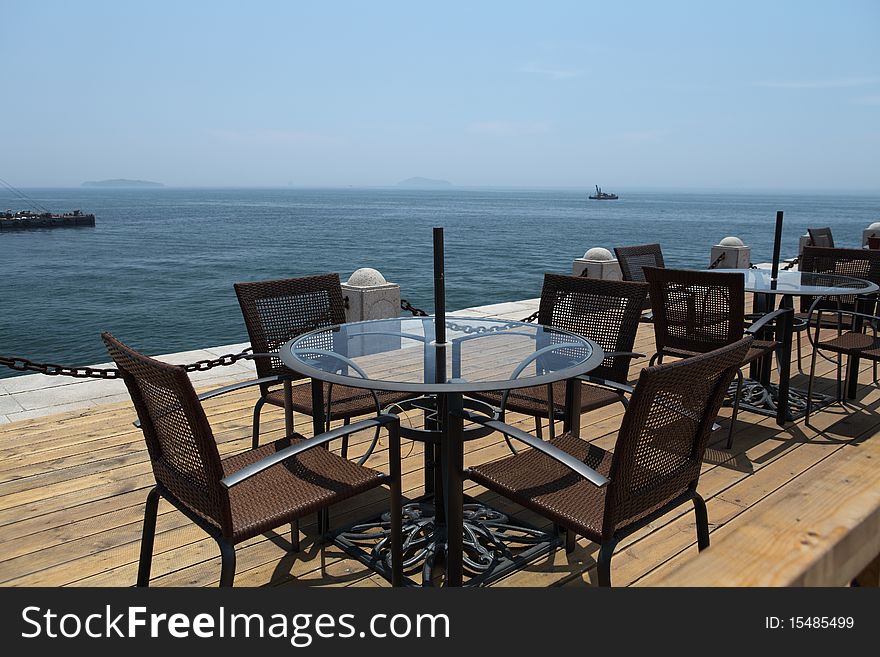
1 187 877 373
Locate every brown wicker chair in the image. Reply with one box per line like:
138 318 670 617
794 246 880 373
807 227 835 248
614 243 665 318
469 273 648 443
805 308 880 423
460 337 751 586
644 267 790 448
102 332 403 587
232 273 412 454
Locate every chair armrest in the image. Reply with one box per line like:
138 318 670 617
220 413 399 489
814 308 880 323
576 375 634 395
455 409 609 487
133 373 287 428
746 307 792 334
197 374 285 401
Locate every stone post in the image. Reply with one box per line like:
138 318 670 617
341 268 401 322
571 247 622 280
709 236 752 269
341 268 401 357
798 233 812 255
862 222 880 247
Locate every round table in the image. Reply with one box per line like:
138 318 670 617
714 269 878 423
280 316 603 586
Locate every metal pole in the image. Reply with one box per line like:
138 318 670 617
770 210 784 281
433 227 446 345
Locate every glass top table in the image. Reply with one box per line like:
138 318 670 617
710 268 878 425
728 269 879 297
280 316 604 587
280 316 604 394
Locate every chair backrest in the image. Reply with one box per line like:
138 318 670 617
807 227 834 248
614 244 665 310
234 273 347 386
799 246 880 312
102 333 229 531
645 267 746 355
603 337 751 538
537 273 648 384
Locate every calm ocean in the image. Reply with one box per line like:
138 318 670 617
2 187 878 375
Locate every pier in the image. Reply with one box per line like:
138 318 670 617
1 294 878 587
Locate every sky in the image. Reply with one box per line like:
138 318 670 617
2 0 879 190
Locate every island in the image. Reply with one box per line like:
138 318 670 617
395 177 453 188
81 179 164 188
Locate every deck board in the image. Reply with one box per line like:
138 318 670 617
1 300 878 587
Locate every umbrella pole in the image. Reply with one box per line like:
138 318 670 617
433 227 447 385
771 210 784 281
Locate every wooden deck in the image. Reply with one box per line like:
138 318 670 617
1 303 879 588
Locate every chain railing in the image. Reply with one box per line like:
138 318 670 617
708 251 726 270
520 310 539 323
400 298 428 317
0 346 254 380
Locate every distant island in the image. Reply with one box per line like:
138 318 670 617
396 177 453 188
81 179 164 188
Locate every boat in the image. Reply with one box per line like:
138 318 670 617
0 177 95 230
588 185 618 200
1 209 96 230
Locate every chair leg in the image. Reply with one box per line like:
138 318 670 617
805 348 818 426
389 438 403 587
565 528 577 554
796 331 805 375
251 397 267 449
136 486 161 587
317 509 330 537
597 539 618 587
693 494 710 551
727 369 744 450
341 417 350 459
534 416 543 440
290 519 300 553
218 538 236 587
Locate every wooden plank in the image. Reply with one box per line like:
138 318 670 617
652 435 880 586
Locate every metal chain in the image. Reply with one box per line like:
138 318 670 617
520 311 539 323
0 346 254 380
708 251 727 269
400 298 428 316
782 257 799 271
445 320 523 335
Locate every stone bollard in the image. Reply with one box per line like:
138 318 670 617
709 236 752 269
863 222 880 247
571 247 622 280
341 268 401 322
341 268 401 357
798 233 812 255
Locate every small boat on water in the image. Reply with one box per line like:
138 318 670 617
588 185 618 200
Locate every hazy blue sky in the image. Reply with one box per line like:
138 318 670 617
3 1 878 190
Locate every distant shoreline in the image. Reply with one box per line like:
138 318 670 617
81 179 164 188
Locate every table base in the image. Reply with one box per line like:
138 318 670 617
727 378 833 422
332 496 561 587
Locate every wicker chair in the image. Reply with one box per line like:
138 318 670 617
794 246 880 373
232 274 412 454
102 332 403 587
614 243 665 318
807 227 835 248
805 308 880 424
460 337 751 586
644 267 790 448
469 273 648 443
